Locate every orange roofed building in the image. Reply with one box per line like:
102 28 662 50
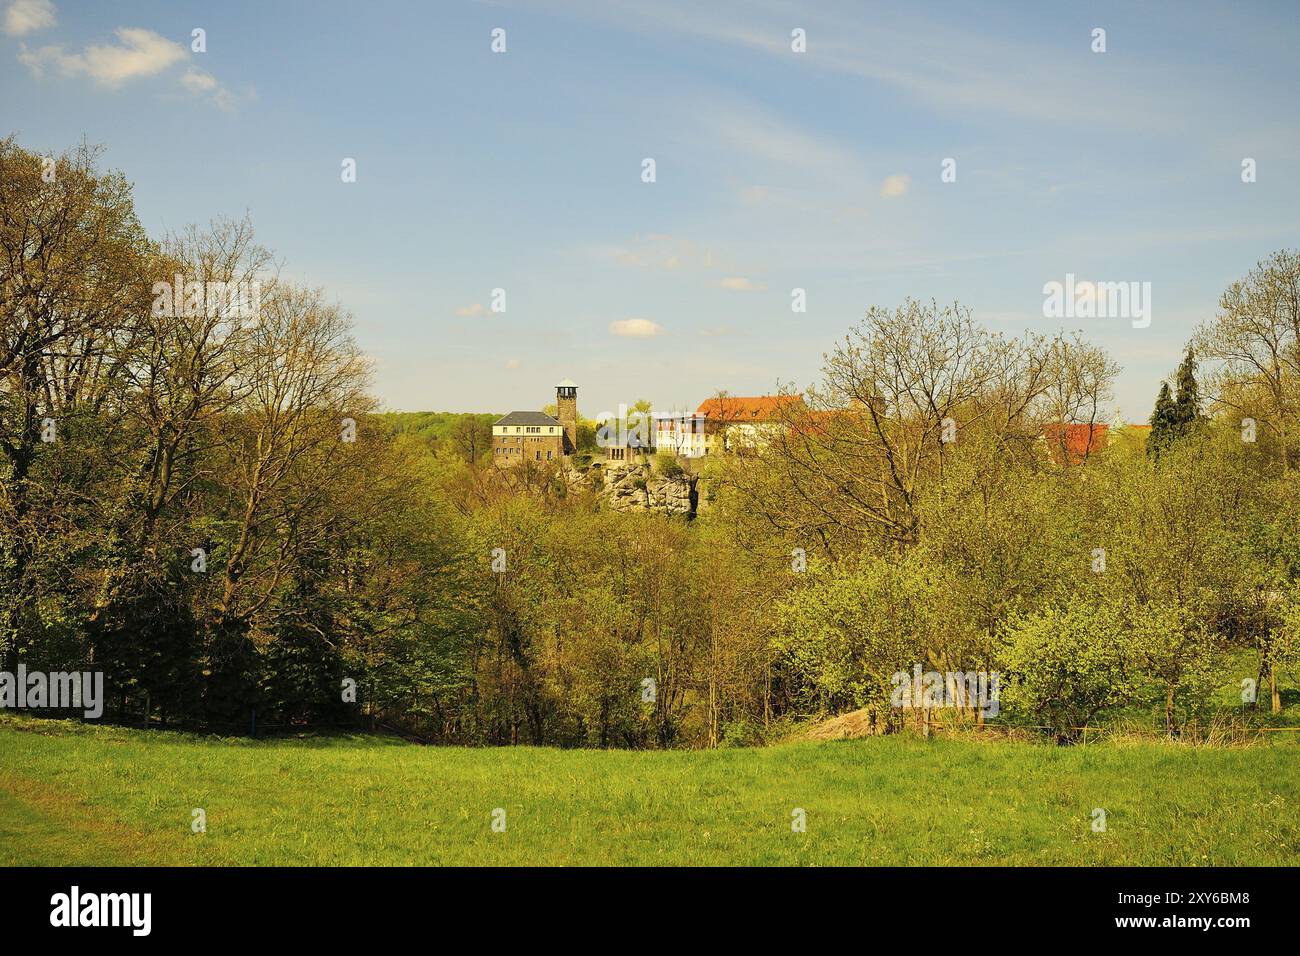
1040 418 1151 465
655 394 802 457
1041 422 1109 464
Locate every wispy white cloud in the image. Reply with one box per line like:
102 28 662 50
180 67 236 111
880 174 910 198
610 318 664 338
592 234 723 272
3 0 53 36
537 0 1191 133
718 276 766 292
20 27 185 86
711 107 861 176
456 303 487 317
16 22 242 109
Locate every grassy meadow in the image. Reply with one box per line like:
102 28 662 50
1 715 1297 866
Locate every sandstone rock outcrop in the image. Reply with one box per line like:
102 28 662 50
601 462 696 516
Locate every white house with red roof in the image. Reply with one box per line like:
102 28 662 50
656 394 802 457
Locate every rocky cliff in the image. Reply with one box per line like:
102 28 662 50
601 462 697 516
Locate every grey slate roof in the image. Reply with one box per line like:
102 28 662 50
495 411 563 427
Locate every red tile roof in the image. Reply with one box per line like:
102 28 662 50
1042 423 1108 463
695 395 801 422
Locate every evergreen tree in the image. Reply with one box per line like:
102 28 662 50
1172 346 1203 431
1147 348 1203 457
1147 382 1177 456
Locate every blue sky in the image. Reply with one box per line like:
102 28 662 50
3 0 1298 419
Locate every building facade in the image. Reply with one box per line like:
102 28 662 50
693 395 801 453
651 396 801 458
492 380 579 466
654 413 709 458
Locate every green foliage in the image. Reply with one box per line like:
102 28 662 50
776 555 936 721
377 411 498 444
1000 605 1133 741
576 421 599 452
4 134 1298 754
259 564 349 726
375 411 497 463
652 451 683 478
1126 601 1228 733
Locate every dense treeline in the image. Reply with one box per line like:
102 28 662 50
2 140 1298 745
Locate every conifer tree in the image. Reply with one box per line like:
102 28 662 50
1147 382 1177 455
1172 346 1203 431
1147 348 1203 456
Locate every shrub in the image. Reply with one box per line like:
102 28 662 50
775 555 935 721
653 452 684 478
1000 604 1133 741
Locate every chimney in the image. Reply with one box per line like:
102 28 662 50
556 378 578 454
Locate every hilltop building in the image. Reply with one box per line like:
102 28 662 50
654 413 707 458
651 395 803 457
492 379 578 466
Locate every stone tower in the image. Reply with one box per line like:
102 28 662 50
556 378 578 454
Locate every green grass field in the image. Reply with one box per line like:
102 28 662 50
1 715 1296 866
